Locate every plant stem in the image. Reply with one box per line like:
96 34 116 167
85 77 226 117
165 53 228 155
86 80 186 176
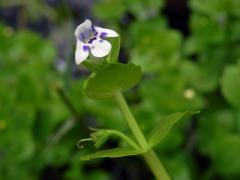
143 150 170 180
114 92 148 149
114 92 171 180
107 129 140 149
49 118 76 145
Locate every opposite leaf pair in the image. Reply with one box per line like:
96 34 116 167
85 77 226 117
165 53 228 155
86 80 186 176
80 111 196 161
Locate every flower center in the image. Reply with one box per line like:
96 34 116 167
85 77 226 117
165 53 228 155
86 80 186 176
79 25 97 43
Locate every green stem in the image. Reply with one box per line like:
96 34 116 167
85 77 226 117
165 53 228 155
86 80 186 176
107 129 140 149
143 150 170 180
49 118 75 145
114 92 148 149
114 92 171 180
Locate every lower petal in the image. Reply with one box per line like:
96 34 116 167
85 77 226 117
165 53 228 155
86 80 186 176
75 40 89 65
90 39 112 58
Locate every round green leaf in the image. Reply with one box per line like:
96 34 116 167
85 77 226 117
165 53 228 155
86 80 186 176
221 64 240 108
83 63 142 99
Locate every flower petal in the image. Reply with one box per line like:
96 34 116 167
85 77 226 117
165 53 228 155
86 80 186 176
75 40 89 65
74 19 92 37
95 27 119 38
90 39 112 58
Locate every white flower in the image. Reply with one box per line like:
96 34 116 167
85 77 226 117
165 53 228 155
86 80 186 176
74 19 119 65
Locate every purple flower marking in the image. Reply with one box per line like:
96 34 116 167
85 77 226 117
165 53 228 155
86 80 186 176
79 26 96 42
100 32 108 39
83 45 89 52
88 37 97 44
80 33 85 41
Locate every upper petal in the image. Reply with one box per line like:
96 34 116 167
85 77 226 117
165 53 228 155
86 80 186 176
95 27 119 38
74 19 92 38
90 38 112 58
75 40 89 65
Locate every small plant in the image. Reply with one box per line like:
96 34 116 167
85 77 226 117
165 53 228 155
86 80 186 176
75 19 196 180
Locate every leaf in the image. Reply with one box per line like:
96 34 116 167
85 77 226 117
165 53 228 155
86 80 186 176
221 64 240 108
80 148 144 161
83 63 142 100
148 111 198 148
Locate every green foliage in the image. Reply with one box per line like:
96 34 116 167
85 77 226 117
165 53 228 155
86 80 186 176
221 62 240 108
190 0 240 18
93 0 125 22
211 135 240 175
93 0 164 21
0 24 97 179
1 0 240 179
81 147 143 161
148 112 189 148
125 0 164 20
140 70 204 113
83 63 142 99
128 19 180 72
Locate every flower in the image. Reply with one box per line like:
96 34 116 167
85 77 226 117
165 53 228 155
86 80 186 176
74 19 119 65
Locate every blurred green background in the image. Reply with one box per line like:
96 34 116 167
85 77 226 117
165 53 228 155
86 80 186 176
1 0 240 179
